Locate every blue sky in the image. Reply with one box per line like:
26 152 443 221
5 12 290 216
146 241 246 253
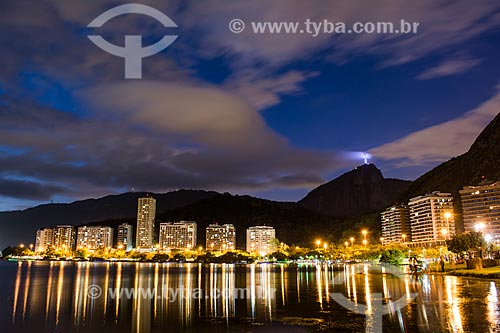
1 0 500 210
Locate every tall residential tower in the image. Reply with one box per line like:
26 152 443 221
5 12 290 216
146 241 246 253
135 196 156 251
408 192 455 247
381 205 411 245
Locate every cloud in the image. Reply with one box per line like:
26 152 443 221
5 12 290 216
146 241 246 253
0 0 361 202
0 177 67 200
182 0 500 69
370 87 500 167
0 0 499 204
177 0 500 106
223 70 318 111
0 82 349 201
417 57 481 80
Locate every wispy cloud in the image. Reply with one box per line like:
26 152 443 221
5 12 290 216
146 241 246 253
417 57 481 80
370 86 500 167
223 70 318 111
182 0 500 69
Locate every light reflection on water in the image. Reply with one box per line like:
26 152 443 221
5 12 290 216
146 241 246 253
1 261 499 333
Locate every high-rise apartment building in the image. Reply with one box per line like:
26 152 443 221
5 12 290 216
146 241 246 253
408 192 455 246
35 227 54 253
381 205 411 245
76 226 114 250
117 223 134 251
246 226 276 254
159 221 197 250
53 225 76 250
206 223 236 251
135 196 156 251
460 181 500 242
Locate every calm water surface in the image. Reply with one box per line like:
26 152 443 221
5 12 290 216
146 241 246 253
0 261 499 333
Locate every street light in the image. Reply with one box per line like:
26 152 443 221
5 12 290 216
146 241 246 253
475 222 486 232
316 239 321 250
441 228 448 240
350 237 354 246
323 243 328 251
362 229 368 246
401 234 406 244
379 237 384 245
344 241 349 247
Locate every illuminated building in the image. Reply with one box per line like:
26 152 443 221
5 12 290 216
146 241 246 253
76 226 114 250
460 181 500 242
408 192 455 247
53 225 76 250
246 226 276 254
206 223 236 251
34 227 54 252
135 196 156 252
381 205 411 245
159 221 197 250
117 223 134 250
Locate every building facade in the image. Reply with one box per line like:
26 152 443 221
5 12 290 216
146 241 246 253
117 223 134 251
246 226 276 254
76 226 114 250
460 181 500 242
408 192 455 247
53 225 76 250
159 221 197 250
35 227 55 253
135 196 156 251
206 223 236 251
381 205 411 245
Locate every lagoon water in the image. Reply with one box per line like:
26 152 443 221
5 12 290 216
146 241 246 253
0 261 499 333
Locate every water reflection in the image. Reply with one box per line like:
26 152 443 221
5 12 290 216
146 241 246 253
2 261 500 333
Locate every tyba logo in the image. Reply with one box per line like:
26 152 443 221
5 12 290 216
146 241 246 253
87 3 178 79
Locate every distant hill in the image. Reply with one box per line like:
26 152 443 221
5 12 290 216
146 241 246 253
401 111 500 200
299 164 411 218
0 190 218 249
92 193 381 248
0 188 383 250
397 111 500 232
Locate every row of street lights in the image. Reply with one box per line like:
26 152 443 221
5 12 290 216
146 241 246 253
315 239 328 250
340 229 371 247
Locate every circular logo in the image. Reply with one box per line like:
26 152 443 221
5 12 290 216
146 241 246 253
87 284 102 299
229 19 245 33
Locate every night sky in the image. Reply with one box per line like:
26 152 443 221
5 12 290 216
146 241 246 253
1 0 500 211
